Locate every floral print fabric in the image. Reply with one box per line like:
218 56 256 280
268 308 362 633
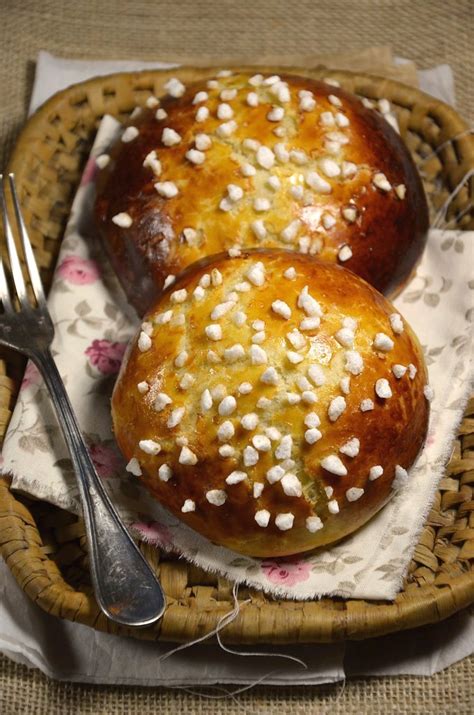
2 116 472 600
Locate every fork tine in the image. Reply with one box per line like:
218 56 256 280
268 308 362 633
0 174 29 308
0 245 13 313
8 174 47 310
0 176 15 312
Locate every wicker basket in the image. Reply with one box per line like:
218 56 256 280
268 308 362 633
0 67 473 644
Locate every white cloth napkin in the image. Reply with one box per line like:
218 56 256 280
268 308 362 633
2 69 473 602
1 558 473 686
0 51 472 688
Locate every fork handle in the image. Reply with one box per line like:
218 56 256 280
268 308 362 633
32 348 166 627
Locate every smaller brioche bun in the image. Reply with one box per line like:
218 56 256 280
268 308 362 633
112 250 429 557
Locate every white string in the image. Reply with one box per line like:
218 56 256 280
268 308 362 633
171 668 346 707
155 581 309 703
419 128 473 164
217 583 308 668
168 669 285 705
335 675 347 702
432 168 474 228
156 582 249 663
216 585 308 670
169 684 254 711
451 203 473 225
158 582 307 670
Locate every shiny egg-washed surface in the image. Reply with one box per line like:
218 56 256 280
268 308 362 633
112 251 429 557
95 71 429 315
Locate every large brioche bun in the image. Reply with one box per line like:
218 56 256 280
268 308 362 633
95 70 429 315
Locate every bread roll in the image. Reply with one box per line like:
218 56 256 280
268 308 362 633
95 71 428 315
112 250 430 557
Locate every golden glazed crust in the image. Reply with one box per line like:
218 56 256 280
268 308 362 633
95 70 429 315
112 251 430 557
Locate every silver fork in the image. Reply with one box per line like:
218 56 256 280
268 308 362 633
0 173 166 627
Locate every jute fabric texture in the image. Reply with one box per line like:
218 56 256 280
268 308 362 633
0 1 472 712
1 651 473 714
0 0 472 172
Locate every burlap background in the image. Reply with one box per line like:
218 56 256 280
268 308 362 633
0 0 473 712
1 0 473 172
1 652 473 714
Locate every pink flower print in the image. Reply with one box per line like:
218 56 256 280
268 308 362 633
131 521 173 549
89 442 123 479
57 256 100 285
80 156 99 187
261 558 312 587
426 430 436 448
85 339 127 375
21 361 41 390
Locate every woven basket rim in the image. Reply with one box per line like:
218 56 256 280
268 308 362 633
1 474 473 644
1 65 473 644
17 64 473 142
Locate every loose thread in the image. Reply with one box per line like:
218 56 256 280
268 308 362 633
432 168 474 229
216 585 308 671
169 670 285 707
169 684 253 711
334 675 347 702
158 583 307 670
419 128 473 165
157 581 249 663
156 582 309 703
452 203 473 225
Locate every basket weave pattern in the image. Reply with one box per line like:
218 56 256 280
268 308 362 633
0 67 473 643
